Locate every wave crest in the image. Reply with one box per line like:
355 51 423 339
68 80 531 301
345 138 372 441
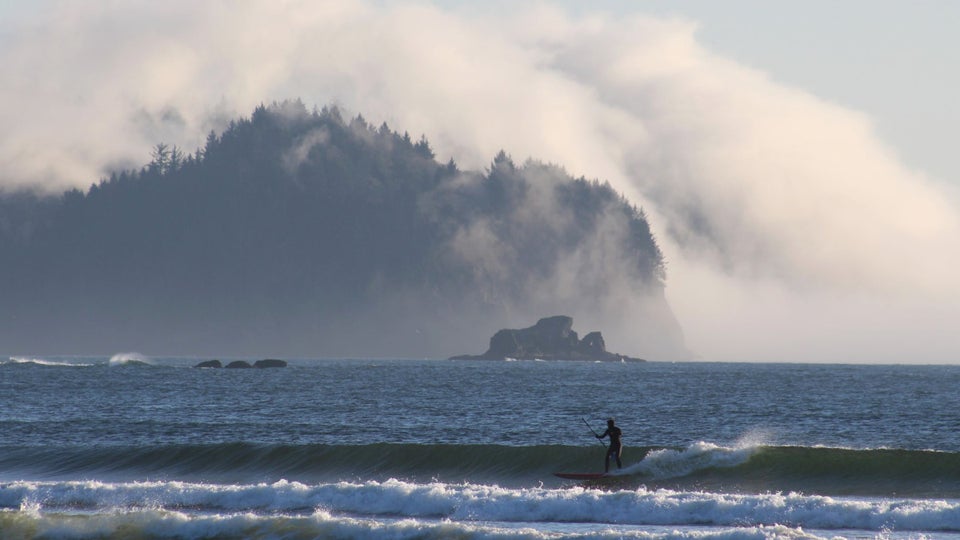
2 478 959 536
2 442 959 497
2 356 94 367
108 352 151 367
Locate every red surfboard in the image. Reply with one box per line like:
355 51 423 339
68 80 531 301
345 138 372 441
553 472 608 480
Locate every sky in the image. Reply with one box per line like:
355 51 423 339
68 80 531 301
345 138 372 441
0 0 957 363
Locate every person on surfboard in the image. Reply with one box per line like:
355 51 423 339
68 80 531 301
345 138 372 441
596 418 622 472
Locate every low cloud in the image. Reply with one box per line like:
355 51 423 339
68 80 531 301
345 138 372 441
1 1 957 362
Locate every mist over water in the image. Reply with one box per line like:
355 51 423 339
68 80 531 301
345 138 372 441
0 1 958 361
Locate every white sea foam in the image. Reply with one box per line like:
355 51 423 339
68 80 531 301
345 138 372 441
622 441 757 480
2 479 959 534
0 508 833 540
108 352 151 366
2 356 94 367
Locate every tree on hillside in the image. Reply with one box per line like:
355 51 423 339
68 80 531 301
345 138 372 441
0 100 676 357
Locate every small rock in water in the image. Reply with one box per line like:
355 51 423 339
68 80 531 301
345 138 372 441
194 360 222 368
225 360 253 369
254 359 287 368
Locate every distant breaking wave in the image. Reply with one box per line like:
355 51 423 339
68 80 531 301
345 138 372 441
2 442 959 497
107 352 152 366
1 354 153 368
2 356 95 367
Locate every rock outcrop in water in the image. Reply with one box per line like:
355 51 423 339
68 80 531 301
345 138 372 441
450 315 644 362
196 359 287 368
195 360 222 368
225 361 252 369
254 359 287 368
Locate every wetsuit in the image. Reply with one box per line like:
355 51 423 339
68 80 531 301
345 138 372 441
597 425 622 472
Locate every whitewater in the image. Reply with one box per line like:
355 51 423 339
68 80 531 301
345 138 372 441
2 357 959 539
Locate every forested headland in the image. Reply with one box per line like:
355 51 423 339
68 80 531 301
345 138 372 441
0 100 684 358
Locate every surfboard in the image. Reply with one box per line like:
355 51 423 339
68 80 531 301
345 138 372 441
553 472 607 480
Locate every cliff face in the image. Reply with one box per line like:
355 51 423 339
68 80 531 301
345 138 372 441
451 316 644 361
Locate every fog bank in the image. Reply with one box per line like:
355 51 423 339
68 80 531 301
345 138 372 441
1 1 957 362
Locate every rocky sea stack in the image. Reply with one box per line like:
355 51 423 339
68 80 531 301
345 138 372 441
195 359 288 368
450 315 644 362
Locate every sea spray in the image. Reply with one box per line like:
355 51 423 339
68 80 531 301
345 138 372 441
629 442 758 480
108 352 151 367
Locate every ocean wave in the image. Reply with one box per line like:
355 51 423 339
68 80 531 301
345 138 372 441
2 478 958 536
623 441 757 480
1 356 95 367
108 352 152 367
0 508 831 540
0 355 155 368
0 443 580 486
676 445 960 498
3 442 960 498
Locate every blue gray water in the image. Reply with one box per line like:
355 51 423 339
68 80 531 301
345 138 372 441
2 356 960 539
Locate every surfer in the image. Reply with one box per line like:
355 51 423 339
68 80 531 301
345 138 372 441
596 418 622 472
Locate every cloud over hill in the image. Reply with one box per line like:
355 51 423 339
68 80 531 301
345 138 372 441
1 1 957 361
0 102 683 358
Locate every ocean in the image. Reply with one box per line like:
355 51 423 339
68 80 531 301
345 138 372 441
1 356 959 539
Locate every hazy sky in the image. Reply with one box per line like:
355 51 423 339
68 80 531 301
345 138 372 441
1 0 957 363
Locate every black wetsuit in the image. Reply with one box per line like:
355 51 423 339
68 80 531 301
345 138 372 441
598 425 622 472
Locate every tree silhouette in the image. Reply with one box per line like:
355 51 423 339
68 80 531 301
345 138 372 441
0 100 670 356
